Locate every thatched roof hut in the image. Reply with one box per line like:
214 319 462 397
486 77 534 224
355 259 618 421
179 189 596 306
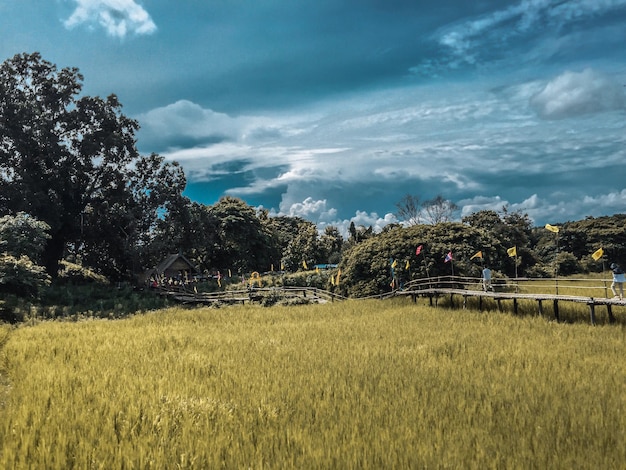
140 253 200 285
154 253 198 279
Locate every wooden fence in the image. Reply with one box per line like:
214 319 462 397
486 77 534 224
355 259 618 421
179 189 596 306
395 275 625 325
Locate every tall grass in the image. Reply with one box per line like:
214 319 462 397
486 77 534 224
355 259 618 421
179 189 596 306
1 300 624 468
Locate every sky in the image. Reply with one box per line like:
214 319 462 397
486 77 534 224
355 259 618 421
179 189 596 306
2 0 626 235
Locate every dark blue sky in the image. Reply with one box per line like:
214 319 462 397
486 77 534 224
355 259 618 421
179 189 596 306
2 0 626 234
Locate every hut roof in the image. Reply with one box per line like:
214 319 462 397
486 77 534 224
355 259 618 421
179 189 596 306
154 253 198 276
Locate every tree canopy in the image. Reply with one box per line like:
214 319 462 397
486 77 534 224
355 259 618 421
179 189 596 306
0 52 186 279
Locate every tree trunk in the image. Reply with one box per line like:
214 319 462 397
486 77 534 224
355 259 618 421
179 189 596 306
42 232 65 278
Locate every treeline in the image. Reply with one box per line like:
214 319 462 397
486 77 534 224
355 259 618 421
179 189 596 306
1 52 625 301
337 212 626 297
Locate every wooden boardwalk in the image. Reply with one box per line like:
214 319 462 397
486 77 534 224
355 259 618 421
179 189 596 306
155 285 346 306
153 275 624 325
395 276 626 325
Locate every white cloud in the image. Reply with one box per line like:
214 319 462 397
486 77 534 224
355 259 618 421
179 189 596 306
279 197 338 222
268 197 398 237
348 210 398 232
459 196 509 218
64 0 157 38
148 77 624 229
460 191 626 227
138 100 245 148
320 210 399 238
582 190 626 209
436 0 626 64
530 69 626 119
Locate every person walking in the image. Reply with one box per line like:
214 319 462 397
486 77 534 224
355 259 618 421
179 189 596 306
610 263 624 300
482 267 492 292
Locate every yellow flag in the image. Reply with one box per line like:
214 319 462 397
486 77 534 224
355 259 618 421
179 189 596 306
591 248 604 261
470 251 483 260
336 269 341 285
271 264 274 272
507 246 517 257
302 260 308 270
405 260 410 269
315 266 319 273
330 274 335 286
391 259 398 268
545 223 559 233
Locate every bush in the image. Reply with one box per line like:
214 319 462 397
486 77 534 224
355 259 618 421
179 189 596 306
57 261 109 285
555 252 583 276
0 254 51 297
524 264 552 278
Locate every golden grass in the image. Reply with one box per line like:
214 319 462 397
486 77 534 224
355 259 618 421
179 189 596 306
1 300 625 469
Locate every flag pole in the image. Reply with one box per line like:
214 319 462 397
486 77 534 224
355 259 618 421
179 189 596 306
546 224 560 294
416 245 430 282
514 252 519 292
555 230 559 295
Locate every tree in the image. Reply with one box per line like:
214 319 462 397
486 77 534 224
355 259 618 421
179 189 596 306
282 222 321 271
263 215 308 264
0 52 185 279
208 197 274 273
395 194 421 226
347 222 373 244
149 197 219 273
0 212 50 262
422 195 458 225
338 222 493 297
0 254 50 297
0 213 51 297
319 226 344 264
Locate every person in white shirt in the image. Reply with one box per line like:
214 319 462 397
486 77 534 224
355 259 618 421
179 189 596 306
482 267 492 292
610 263 624 300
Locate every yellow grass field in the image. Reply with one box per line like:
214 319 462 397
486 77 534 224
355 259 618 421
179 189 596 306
1 299 625 469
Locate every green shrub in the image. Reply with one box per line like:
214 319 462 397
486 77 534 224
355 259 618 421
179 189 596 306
0 254 51 298
57 261 109 285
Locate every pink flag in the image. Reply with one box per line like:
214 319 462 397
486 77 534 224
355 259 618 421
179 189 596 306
416 245 423 256
444 251 453 263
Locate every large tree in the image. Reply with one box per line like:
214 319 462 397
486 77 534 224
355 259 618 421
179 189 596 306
149 197 219 273
208 197 275 273
0 52 185 279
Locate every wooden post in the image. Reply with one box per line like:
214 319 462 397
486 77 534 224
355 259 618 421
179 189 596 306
478 296 483 312
497 299 502 312
513 298 518 315
411 294 417 303
537 300 543 316
607 304 615 324
588 302 596 325
463 295 467 310
553 299 559 322
449 293 454 308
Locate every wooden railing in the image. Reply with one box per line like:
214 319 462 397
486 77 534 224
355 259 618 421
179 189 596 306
156 285 348 305
394 275 625 325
